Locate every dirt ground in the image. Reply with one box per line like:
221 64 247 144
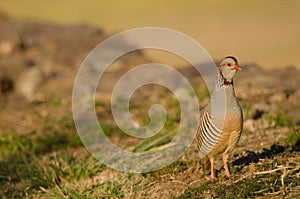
0 14 300 198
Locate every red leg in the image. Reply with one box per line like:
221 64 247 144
209 158 216 180
222 153 230 178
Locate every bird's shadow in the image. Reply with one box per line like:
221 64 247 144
231 144 290 168
204 142 300 178
206 144 288 177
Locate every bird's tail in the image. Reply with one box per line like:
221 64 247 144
201 156 210 175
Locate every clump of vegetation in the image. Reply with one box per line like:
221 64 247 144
285 130 300 151
262 109 294 128
241 103 253 120
0 151 105 197
175 181 212 199
132 130 177 152
51 94 68 106
0 110 106 197
147 160 190 178
35 175 121 198
272 110 293 127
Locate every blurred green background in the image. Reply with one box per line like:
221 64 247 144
0 0 299 69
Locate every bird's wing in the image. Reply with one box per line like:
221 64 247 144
197 109 222 158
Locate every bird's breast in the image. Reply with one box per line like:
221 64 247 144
220 112 243 132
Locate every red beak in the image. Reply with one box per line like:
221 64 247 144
233 65 241 71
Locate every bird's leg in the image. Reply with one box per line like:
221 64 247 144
200 161 204 174
209 157 216 180
201 156 210 175
222 153 230 178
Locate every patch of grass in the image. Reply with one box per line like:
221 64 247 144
131 104 180 152
95 99 108 108
35 131 83 154
241 103 253 120
25 116 74 135
0 153 105 198
176 175 285 199
0 117 83 158
175 181 213 199
0 128 92 198
285 130 300 150
85 180 125 198
229 164 238 175
193 85 210 102
51 95 68 106
101 123 113 136
167 98 180 108
0 131 82 159
148 160 190 178
262 110 294 128
0 132 33 160
44 180 124 199
272 110 293 127
132 130 176 152
216 177 275 198
133 180 158 192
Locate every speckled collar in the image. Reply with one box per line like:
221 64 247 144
217 68 233 87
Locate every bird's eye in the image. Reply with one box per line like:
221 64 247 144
226 62 232 67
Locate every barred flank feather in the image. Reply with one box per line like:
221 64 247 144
197 111 221 158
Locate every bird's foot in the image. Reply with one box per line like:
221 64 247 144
223 160 231 178
225 169 231 178
210 173 216 180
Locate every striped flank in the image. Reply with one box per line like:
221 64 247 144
197 110 221 158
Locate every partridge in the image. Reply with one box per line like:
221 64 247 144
196 56 243 180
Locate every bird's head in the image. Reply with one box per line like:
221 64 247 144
219 56 241 82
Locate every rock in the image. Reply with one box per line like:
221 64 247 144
243 119 255 132
0 40 15 56
0 76 14 94
16 66 45 102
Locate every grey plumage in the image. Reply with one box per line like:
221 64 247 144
196 56 243 179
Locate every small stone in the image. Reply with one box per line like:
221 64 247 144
0 40 14 56
16 66 45 102
243 119 255 132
